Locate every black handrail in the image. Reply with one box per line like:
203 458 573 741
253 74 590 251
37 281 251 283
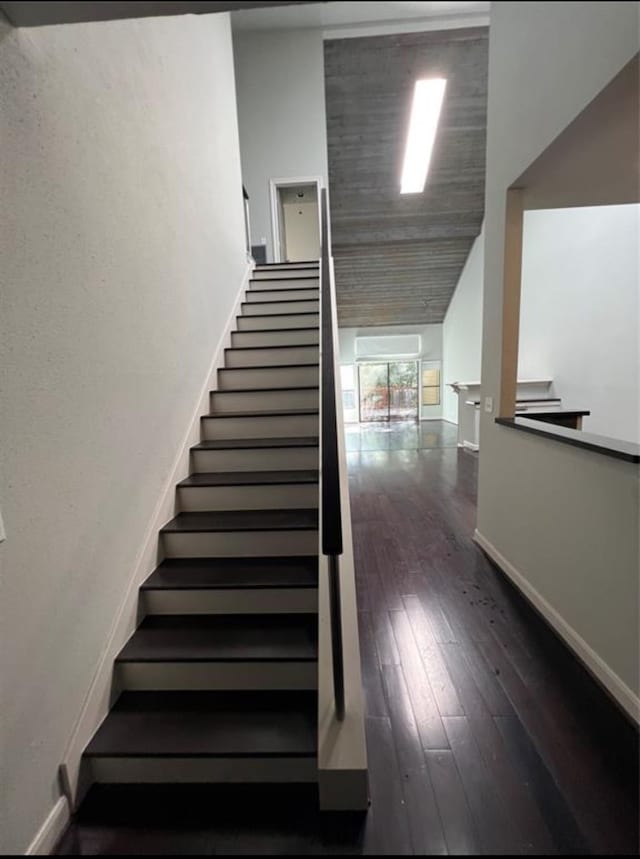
320 188 345 721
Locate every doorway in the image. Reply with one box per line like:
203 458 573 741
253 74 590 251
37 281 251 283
358 361 419 422
269 177 322 263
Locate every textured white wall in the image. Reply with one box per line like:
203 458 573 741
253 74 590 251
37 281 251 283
477 1 639 713
442 229 485 423
0 13 246 853
519 204 639 443
233 28 328 262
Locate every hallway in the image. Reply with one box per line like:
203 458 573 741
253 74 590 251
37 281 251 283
347 421 638 855
57 422 638 855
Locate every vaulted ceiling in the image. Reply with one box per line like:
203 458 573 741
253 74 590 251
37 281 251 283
324 27 488 327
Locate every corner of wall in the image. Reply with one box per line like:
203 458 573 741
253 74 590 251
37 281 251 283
442 228 485 424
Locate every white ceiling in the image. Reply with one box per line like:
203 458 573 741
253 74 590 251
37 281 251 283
231 1 490 34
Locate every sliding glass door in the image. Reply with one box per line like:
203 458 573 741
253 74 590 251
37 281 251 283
358 361 418 422
358 363 388 422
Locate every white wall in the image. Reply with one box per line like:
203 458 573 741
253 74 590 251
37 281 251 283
442 229 485 423
0 13 246 853
519 204 639 443
443 204 640 439
338 324 442 364
477 1 639 717
338 324 443 419
233 28 328 262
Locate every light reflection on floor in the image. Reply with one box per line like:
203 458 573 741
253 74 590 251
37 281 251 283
344 419 459 452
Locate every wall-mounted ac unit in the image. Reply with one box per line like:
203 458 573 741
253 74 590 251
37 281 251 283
355 334 421 361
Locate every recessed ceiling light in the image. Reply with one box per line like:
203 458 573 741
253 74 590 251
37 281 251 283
400 78 447 194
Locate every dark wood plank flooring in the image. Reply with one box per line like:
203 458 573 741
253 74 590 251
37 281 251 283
57 422 639 855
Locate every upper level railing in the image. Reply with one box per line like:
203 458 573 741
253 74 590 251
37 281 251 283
319 188 345 721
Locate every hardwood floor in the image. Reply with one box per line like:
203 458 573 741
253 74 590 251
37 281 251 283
57 422 639 855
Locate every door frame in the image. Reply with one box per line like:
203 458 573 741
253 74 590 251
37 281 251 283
269 175 323 264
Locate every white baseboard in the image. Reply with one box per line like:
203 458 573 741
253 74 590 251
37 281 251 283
474 529 640 724
462 440 479 452
59 261 253 810
25 797 70 856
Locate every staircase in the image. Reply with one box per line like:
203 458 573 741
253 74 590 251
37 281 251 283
81 261 324 789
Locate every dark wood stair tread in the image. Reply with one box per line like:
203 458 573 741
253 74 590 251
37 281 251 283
141 557 318 590
225 345 318 352
254 261 318 267
84 691 317 758
161 509 318 533
241 299 319 306
75 783 321 824
233 326 319 334
202 408 319 419
211 385 319 393
220 363 319 370
178 470 318 488
192 437 318 450
250 276 319 281
238 312 318 318
247 286 319 292
116 615 318 663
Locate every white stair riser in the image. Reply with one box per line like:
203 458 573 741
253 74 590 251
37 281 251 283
90 757 317 784
250 265 320 283
218 366 318 390
225 346 319 368
162 529 317 558
192 446 318 472
250 279 319 290
246 288 318 302
178 483 318 511
231 329 319 347
210 388 318 413
253 270 318 280
202 414 318 440
242 300 318 316
142 588 318 615
116 662 317 691
254 263 318 271
237 314 319 331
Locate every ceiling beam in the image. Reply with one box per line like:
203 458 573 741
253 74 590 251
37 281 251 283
0 1 321 28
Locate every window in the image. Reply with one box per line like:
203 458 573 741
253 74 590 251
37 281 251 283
422 365 441 406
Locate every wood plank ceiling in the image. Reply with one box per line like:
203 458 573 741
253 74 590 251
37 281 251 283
324 27 488 327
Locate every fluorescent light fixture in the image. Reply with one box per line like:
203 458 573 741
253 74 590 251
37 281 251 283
400 78 447 194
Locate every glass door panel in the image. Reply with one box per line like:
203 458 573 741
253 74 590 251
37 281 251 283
358 363 389 422
358 361 419 422
389 361 418 420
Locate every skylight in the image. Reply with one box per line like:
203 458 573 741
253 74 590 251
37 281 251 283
400 78 447 194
